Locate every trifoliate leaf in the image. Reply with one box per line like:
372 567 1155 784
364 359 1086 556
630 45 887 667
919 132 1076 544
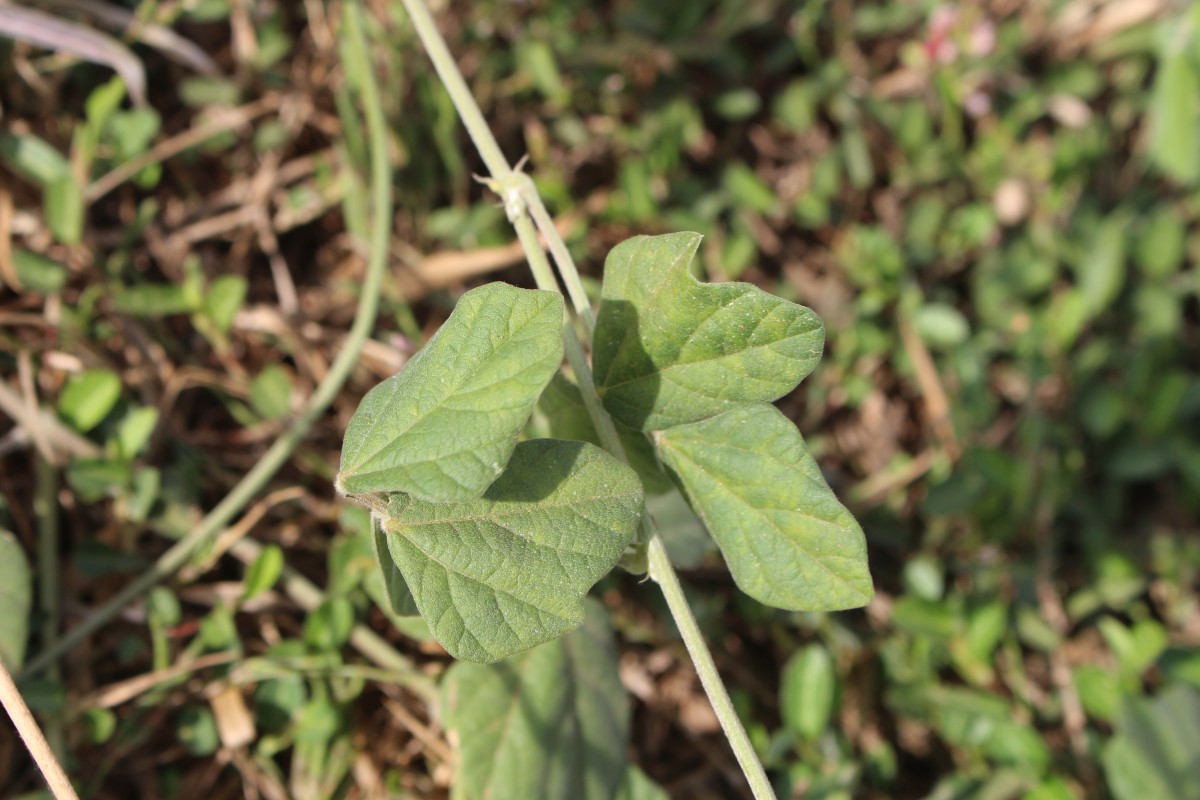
593 232 824 431
657 404 872 611
442 599 629 800
382 439 643 661
338 283 564 500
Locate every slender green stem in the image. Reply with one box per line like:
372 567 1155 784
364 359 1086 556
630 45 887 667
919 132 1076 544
20 1 393 680
396 2 777 796
645 531 775 797
395 0 509 179
519 183 595 335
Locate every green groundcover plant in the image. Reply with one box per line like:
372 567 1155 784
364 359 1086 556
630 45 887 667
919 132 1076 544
336 230 873 795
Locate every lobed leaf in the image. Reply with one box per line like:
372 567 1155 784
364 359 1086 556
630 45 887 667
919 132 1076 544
381 439 643 662
657 404 872 611
442 600 629 800
338 283 564 501
593 232 824 431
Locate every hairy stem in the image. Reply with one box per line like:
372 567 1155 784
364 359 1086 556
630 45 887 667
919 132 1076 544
21 1 393 680
395 1 777 796
645 529 775 796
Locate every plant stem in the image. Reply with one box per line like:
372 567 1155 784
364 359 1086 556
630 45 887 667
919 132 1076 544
645 530 776 798
20 0 393 680
0 657 79 800
395 2 777 796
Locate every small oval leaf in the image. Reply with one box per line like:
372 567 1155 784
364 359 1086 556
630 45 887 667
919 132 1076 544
59 369 122 433
242 544 283 601
780 644 837 740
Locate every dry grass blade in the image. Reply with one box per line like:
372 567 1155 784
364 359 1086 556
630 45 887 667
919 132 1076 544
0 657 79 800
0 2 146 105
33 0 219 76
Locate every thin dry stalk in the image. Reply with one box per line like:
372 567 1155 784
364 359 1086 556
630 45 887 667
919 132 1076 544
0 658 80 800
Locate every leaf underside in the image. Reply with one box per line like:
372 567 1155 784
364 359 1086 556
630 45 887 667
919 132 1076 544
382 439 643 662
593 232 825 431
442 600 630 800
370 515 418 617
658 404 873 611
338 283 564 501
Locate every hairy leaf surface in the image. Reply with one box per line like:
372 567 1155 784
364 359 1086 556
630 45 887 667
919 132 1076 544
338 283 563 500
658 404 872 610
593 232 824 431
442 600 629 800
382 439 642 661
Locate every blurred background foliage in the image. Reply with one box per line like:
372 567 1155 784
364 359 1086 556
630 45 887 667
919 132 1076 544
0 0 1198 798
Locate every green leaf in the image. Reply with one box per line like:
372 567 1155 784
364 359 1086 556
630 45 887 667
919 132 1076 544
176 705 219 756
370 515 418 616
1149 53 1200 184
204 275 247 334
593 233 824 431
0 530 32 669
913 303 970 348
12 250 68 294
536 372 672 495
780 644 837 740
1077 221 1126 318
381 439 643 662
45 173 84 245
0 133 69 185
645 489 711 569
114 406 159 459
723 162 780 215
109 108 162 161
442 600 629 800
242 544 283 601
1102 685 1200 800
338 283 564 500
111 283 197 317
249 364 293 421
657 404 872 611
615 766 670 800
304 597 355 652
59 369 122 433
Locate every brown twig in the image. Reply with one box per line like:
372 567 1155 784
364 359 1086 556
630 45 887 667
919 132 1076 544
0 657 80 800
